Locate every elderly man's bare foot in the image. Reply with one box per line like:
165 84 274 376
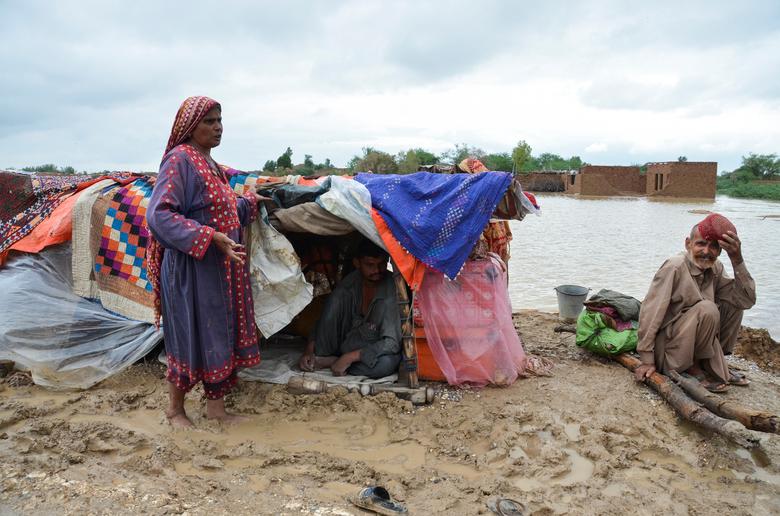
165 410 194 428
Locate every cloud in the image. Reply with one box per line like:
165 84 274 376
1 0 779 172
586 143 608 153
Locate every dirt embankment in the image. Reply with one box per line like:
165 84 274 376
1 310 779 515
736 327 780 373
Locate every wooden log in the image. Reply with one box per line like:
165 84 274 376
613 353 762 450
667 370 780 435
392 267 419 388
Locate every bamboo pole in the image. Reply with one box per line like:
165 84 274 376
667 370 780 435
392 267 419 388
613 353 762 450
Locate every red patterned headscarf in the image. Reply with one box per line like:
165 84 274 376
164 96 221 156
697 213 737 241
458 157 489 174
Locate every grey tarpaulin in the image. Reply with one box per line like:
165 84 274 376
271 202 354 235
0 244 162 389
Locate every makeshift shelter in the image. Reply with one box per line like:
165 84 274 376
0 168 539 391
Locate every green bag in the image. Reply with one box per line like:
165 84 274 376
575 310 637 356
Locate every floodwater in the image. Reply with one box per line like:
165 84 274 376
508 194 780 340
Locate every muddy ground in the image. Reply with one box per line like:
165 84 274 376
1 309 779 515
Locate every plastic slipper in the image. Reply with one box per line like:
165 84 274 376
728 370 750 386
349 486 407 515
487 497 526 515
700 379 729 393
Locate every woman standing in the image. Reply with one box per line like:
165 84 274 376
147 96 261 427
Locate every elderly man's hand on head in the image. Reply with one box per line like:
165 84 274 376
718 231 743 266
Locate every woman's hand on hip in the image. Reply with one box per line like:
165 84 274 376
212 231 246 265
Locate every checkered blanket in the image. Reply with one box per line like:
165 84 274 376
73 176 157 322
94 177 155 292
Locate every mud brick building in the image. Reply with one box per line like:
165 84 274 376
563 162 717 199
519 171 566 192
563 165 645 196
645 162 717 198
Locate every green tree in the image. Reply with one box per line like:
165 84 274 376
21 164 76 174
262 160 277 173
511 140 532 173
396 150 421 174
736 153 780 179
347 155 361 170
299 154 315 174
352 147 398 174
442 143 485 164
482 153 513 171
537 153 566 170
396 148 438 173
315 158 333 171
276 147 293 169
677 156 688 162
411 148 438 166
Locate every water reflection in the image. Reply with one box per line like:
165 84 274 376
508 194 780 340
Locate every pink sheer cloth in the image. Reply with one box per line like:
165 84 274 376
417 255 527 386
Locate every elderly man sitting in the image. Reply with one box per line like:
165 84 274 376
634 214 756 393
298 240 402 379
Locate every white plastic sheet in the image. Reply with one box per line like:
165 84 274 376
0 244 162 389
249 207 314 338
316 176 385 249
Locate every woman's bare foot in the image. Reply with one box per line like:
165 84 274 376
205 399 250 424
165 409 194 428
206 412 250 424
166 383 193 428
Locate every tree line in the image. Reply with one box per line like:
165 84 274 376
719 153 780 181
716 153 780 201
15 150 779 183
261 140 585 176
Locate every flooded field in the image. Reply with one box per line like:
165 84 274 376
509 194 780 340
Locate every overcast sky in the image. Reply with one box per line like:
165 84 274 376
1 0 778 172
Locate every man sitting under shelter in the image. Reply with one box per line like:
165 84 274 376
634 214 756 393
298 240 402 378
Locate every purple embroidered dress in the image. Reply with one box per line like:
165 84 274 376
147 144 260 399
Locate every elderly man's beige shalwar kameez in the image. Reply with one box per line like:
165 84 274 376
637 252 756 383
